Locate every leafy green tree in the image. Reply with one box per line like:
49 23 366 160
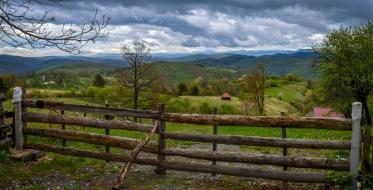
177 82 188 96
314 22 373 124
190 86 199 96
313 22 373 174
93 74 105 87
242 64 266 115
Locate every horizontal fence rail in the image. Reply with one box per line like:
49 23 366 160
23 127 350 171
23 99 352 130
162 113 352 130
162 148 349 171
163 132 351 150
24 112 350 150
24 143 328 183
23 112 152 132
23 100 159 119
24 128 159 153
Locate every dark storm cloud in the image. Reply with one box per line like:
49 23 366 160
43 0 373 25
4 0 373 55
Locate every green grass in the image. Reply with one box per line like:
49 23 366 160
169 95 298 116
265 81 307 103
155 62 239 82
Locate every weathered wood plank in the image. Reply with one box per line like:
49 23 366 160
13 87 23 150
24 128 158 153
350 102 362 190
163 148 349 171
162 113 352 130
156 104 166 175
22 100 159 118
24 143 328 183
23 112 153 132
0 94 5 128
163 132 351 150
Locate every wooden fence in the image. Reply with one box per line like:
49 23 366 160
10 87 363 188
0 93 13 149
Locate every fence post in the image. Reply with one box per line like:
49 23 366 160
0 94 5 142
350 102 362 190
0 93 5 128
13 87 23 150
156 103 166 175
61 110 66 147
212 107 218 176
104 101 110 155
281 112 288 171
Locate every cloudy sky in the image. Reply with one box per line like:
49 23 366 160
1 0 373 56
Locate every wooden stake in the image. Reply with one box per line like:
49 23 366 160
61 110 66 147
156 104 166 175
281 112 288 171
13 87 23 150
212 107 218 176
105 101 110 155
113 120 159 189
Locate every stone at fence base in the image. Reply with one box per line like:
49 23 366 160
10 149 45 161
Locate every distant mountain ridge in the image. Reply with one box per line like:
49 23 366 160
0 49 317 79
0 54 125 74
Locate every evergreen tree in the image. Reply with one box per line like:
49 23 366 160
190 86 199 96
93 74 105 87
177 82 187 96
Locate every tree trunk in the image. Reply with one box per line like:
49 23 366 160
361 95 372 174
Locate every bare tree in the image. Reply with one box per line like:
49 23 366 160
119 40 153 110
0 0 108 54
244 64 266 115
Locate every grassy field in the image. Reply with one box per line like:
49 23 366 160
265 81 307 103
170 95 298 116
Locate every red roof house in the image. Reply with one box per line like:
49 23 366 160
221 92 231 101
311 107 345 118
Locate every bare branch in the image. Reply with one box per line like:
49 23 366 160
0 0 109 54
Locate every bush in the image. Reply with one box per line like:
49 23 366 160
266 80 279 88
167 98 195 113
277 92 283 100
219 104 240 115
282 73 303 82
199 102 213 114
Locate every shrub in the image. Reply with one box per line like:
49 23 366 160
167 98 195 113
199 102 213 114
282 73 303 82
219 104 240 115
277 92 283 100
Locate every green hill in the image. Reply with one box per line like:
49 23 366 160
152 61 239 82
191 52 317 79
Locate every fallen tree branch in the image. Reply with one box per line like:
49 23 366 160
113 120 160 189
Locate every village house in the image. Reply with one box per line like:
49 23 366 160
221 92 231 101
308 107 345 118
